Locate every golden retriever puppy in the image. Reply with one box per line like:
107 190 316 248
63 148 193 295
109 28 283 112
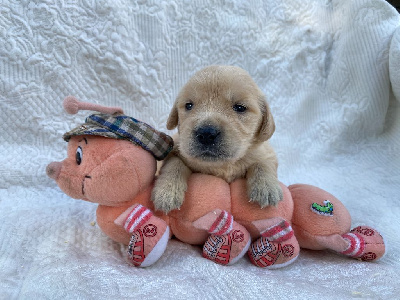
152 65 282 213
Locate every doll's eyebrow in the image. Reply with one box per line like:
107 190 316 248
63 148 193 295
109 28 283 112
79 138 88 144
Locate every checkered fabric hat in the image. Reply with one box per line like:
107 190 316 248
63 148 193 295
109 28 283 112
63 113 174 160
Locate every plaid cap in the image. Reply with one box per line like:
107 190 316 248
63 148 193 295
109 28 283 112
63 113 174 160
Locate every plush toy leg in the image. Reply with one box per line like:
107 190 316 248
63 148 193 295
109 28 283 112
248 218 300 269
341 226 386 261
114 204 169 267
193 209 251 265
317 226 386 262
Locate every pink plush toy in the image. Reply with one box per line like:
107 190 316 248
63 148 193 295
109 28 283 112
47 97 386 268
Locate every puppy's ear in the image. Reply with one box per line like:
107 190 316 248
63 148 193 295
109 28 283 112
257 97 275 142
166 102 179 130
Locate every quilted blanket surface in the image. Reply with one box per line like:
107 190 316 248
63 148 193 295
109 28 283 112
1 0 400 299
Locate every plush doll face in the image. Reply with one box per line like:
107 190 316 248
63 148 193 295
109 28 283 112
47 135 157 206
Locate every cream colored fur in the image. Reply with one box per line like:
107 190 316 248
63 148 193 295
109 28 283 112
152 65 283 213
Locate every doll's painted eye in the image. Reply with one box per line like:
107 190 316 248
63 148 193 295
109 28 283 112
76 146 83 165
233 104 247 113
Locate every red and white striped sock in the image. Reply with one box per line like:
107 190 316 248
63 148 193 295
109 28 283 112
208 210 234 236
341 232 365 258
123 204 153 234
260 220 294 242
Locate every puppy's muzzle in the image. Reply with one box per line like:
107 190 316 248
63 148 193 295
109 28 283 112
190 125 228 160
195 125 221 147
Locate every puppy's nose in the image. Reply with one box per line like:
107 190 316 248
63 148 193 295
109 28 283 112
195 126 221 146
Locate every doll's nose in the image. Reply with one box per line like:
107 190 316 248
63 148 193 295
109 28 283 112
46 161 62 180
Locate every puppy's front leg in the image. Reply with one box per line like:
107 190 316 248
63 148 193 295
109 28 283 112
151 155 192 213
246 163 283 208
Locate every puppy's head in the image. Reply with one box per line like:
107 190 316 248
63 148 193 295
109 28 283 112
167 65 275 165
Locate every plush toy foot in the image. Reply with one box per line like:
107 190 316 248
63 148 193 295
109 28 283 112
115 204 169 267
340 226 386 262
193 210 251 265
248 218 300 269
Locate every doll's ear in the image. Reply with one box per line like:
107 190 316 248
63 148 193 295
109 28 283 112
256 97 275 142
63 96 124 115
166 102 179 130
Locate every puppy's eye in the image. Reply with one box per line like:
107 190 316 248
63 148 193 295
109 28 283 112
185 102 194 111
233 104 247 113
76 146 83 165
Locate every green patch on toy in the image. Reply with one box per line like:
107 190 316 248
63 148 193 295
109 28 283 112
311 200 334 216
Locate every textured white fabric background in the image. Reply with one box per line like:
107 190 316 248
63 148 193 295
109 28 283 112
1 0 400 299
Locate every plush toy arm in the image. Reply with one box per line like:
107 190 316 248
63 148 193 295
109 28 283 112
246 162 283 208
151 155 192 213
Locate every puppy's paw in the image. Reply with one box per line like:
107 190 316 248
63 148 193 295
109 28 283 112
151 176 187 214
247 175 283 208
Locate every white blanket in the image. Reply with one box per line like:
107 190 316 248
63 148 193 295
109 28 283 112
1 0 400 299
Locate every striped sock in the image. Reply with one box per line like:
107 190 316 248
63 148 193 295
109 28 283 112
260 220 294 242
123 204 153 233
341 232 365 258
208 211 234 236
